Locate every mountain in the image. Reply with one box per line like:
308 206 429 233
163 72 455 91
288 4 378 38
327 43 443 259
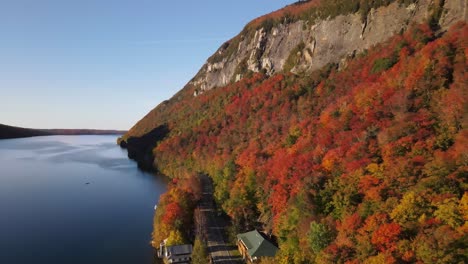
121 0 467 262
0 123 126 139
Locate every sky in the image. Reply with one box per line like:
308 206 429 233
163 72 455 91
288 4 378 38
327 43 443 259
0 0 295 130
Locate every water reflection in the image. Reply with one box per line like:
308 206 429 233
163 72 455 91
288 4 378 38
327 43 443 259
0 135 166 264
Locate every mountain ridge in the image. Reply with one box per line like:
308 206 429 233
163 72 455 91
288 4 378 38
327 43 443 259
120 0 467 262
190 0 465 92
124 0 466 139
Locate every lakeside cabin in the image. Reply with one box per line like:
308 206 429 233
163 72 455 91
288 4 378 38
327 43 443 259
237 230 278 263
158 242 193 264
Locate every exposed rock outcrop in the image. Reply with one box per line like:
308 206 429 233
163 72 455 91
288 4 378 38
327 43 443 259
123 0 467 142
190 0 467 94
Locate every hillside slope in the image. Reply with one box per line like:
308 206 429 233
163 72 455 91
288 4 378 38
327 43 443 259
121 0 467 263
123 0 466 140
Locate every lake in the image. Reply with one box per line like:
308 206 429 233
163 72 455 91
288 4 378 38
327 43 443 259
0 135 167 264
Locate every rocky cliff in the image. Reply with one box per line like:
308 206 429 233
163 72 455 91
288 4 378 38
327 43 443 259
190 0 466 94
120 1 467 262
123 0 467 140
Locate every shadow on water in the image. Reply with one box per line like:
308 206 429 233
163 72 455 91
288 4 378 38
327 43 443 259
120 125 169 171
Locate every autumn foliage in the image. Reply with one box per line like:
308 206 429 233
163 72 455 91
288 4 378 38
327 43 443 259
152 175 201 247
132 22 467 263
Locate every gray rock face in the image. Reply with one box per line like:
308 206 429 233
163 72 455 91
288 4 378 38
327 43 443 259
190 0 467 94
441 0 468 28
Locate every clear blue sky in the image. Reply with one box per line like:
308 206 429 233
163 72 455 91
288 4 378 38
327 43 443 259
0 0 294 130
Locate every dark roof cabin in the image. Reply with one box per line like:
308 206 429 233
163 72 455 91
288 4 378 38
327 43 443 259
237 230 278 263
164 244 193 264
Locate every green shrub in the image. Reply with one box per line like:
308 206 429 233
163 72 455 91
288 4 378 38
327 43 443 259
307 222 334 253
372 56 397 73
284 41 305 72
192 238 209 264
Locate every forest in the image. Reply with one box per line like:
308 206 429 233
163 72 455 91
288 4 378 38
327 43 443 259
141 20 467 263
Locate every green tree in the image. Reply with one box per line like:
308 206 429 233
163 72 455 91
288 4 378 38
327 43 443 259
192 238 209 264
390 191 428 227
308 221 334 254
433 198 464 228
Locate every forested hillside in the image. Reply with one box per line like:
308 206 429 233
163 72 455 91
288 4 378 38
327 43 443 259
0 124 51 139
0 123 126 140
121 0 467 263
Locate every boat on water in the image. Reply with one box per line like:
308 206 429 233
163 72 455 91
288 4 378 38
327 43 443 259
154 205 158 210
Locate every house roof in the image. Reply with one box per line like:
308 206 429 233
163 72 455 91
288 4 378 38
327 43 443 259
237 230 278 258
166 244 193 256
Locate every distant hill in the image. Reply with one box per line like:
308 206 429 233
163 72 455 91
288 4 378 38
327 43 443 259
0 124 51 139
44 128 127 136
0 124 126 140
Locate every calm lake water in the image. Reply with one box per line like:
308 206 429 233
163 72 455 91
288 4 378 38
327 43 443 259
0 135 167 264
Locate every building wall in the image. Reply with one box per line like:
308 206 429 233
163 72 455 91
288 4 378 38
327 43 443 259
237 240 255 263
